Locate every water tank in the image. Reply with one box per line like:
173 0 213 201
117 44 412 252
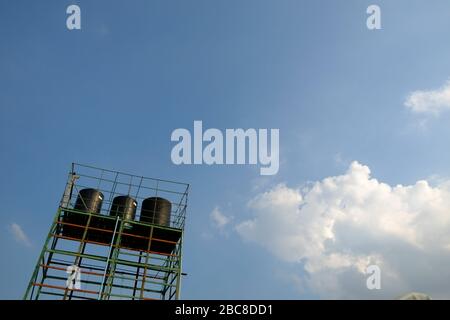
110 195 137 221
63 188 103 239
140 197 171 226
74 188 104 213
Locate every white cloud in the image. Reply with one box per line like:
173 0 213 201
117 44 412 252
236 162 450 299
9 223 32 247
405 80 450 115
210 207 231 231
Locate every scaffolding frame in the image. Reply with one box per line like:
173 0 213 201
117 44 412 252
24 163 189 300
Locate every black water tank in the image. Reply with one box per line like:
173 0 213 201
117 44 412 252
140 197 172 226
74 188 104 213
110 195 137 221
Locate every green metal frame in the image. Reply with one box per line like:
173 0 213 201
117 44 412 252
23 164 188 300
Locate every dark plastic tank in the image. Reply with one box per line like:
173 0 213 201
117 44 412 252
110 195 137 221
140 197 172 226
63 188 104 239
74 188 104 213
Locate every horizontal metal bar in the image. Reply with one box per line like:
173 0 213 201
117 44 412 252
58 208 184 231
47 260 170 281
73 163 189 187
42 274 176 292
32 282 98 295
56 222 179 245
50 234 180 257
39 291 94 300
46 249 179 272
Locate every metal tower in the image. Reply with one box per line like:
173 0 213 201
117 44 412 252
24 163 189 300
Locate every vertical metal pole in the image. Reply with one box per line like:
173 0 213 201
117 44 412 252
102 216 126 299
98 216 120 300
175 232 183 300
64 212 92 300
140 226 154 299
132 253 143 300
61 173 79 208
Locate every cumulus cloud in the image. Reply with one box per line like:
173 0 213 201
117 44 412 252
210 207 231 231
405 80 450 115
236 162 450 299
9 223 32 247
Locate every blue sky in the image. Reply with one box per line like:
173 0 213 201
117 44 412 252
1 0 450 299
